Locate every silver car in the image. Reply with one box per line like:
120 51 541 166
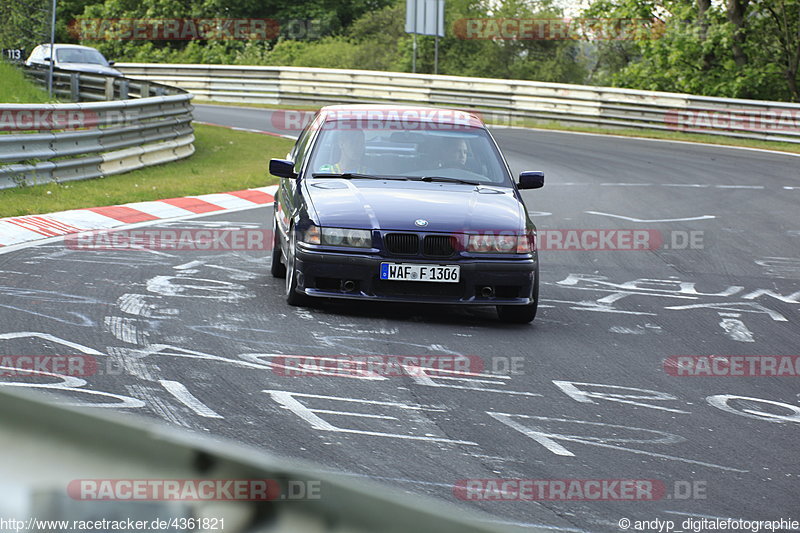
25 44 122 77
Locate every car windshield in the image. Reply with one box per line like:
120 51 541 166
307 119 512 186
56 48 108 65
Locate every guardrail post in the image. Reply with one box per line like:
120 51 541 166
119 79 129 100
105 78 115 100
70 73 80 102
139 82 150 98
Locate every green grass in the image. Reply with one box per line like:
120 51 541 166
0 124 293 217
0 61 53 104
193 99 321 111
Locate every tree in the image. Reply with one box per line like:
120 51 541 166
0 0 50 53
582 0 800 101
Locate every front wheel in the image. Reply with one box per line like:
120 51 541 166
496 266 539 324
270 215 286 278
285 228 309 306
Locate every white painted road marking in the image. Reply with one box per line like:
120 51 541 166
263 390 478 445
160 380 223 419
585 211 716 223
488 413 747 472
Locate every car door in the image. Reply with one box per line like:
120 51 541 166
276 112 322 245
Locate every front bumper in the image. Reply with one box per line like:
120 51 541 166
293 244 537 305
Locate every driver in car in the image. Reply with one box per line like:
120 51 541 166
318 129 367 173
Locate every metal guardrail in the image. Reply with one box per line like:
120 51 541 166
0 67 195 189
1 387 530 533
118 63 800 144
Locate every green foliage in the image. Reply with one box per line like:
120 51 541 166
0 0 51 53
434 0 585 82
6 0 796 101
584 0 800 101
55 0 588 85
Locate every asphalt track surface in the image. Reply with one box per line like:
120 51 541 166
1 104 799 532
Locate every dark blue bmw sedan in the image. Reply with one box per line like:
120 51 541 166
269 105 545 323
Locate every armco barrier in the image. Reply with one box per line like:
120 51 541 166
117 63 800 144
0 67 194 189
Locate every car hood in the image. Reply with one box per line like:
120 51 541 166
58 63 123 77
304 179 526 233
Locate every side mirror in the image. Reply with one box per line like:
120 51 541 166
43 57 52 62
518 171 544 190
108 60 116 66
269 159 297 179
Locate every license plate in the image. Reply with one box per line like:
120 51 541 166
380 263 460 283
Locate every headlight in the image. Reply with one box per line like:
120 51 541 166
344 228 371 247
320 227 372 248
323 227 347 246
467 233 533 253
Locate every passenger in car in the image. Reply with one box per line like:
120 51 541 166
440 138 470 169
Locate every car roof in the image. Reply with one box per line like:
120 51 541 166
318 105 485 128
37 44 102 51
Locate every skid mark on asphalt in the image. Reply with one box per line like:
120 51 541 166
608 323 662 335
117 293 178 318
756 257 800 278
106 347 156 381
146 275 251 302
126 383 191 427
104 316 148 345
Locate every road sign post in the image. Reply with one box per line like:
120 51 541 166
405 0 445 74
48 0 56 97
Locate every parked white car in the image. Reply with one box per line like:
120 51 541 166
26 44 122 77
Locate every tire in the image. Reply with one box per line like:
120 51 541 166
270 215 286 278
497 265 539 324
285 228 309 306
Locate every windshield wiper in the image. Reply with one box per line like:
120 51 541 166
417 176 482 186
312 173 408 180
